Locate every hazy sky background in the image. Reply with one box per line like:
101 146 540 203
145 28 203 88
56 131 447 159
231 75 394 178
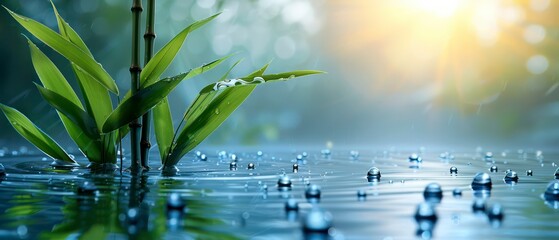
1 0 558 153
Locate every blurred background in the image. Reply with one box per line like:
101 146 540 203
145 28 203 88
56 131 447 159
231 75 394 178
1 0 558 153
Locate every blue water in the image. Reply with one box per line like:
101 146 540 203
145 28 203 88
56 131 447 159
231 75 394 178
0 148 558 239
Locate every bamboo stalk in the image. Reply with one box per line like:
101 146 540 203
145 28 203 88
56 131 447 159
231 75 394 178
129 0 143 174
140 0 156 170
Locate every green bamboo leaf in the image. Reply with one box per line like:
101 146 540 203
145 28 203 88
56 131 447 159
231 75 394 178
140 13 220 88
0 104 76 163
153 98 173 161
50 1 92 57
164 63 269 164
27 39 100 160
153 56 231 162
160 60 241 165
72 64 114 131
35 84 98 139
50 5 114 136
165 66 324 165
49 3 113 162
200 69 325 94
166 86 256 164
182 60 242 132
4 7 119 94
27 39 83 108
103 73 189 133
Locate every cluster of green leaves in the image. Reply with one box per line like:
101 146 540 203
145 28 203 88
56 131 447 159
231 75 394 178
1 3 322 168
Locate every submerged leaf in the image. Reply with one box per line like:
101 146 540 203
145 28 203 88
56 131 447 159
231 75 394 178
0 104 76 163
4 7 119 94
141 13 220 88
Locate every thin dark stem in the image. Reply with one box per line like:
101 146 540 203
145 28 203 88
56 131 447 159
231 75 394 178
118 96 123 175
129 0 143 174
140 0 156 170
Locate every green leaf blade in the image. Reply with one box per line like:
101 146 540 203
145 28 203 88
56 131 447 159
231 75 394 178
102 73 188 133
4 7 118 94
72 65 114 131
50 1 93 57
0 104 77 164
35 85 98 139
27 40 100 160
167 86 256 165
153 98 174 162
140 13 220 87
27 39 83 108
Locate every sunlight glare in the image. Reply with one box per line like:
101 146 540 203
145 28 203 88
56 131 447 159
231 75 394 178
408 0 462 18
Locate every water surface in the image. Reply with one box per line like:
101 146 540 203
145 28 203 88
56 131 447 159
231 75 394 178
0 148 558 239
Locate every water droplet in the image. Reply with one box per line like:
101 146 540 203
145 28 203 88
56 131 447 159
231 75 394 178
424 183 443 203
484 152 494 160
218 150 227 159
253 76 265 83
302 152 308 158
247 163 255 170
472 199 486 212
293 164 299 172
16 225 28 238
526 170 533 176
350 150 359 160
257 151 263 157
305 184 321 199
367 167 381 181
229 161 237 170
303 207 332 232
453 188 462 197
285 198 299 211
357 189 367 198
261 184 268 192
490 165 498 172
409 153 422 162
554 168 559 179
414 202 437 220
195 151 202 157
277 175 292 188
450 166 458 174
230 154 238 161
127 208 139 224
321 149 331 156
544 180 559 201
536 150 544 160
486 203 504 221
167 193 185 210
296 154 303 161
0 163 5 178
504 171 519 183
50 159 80 170
77 181 98 195
200 154 207 161
214 108 220 115
471 172 492 189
